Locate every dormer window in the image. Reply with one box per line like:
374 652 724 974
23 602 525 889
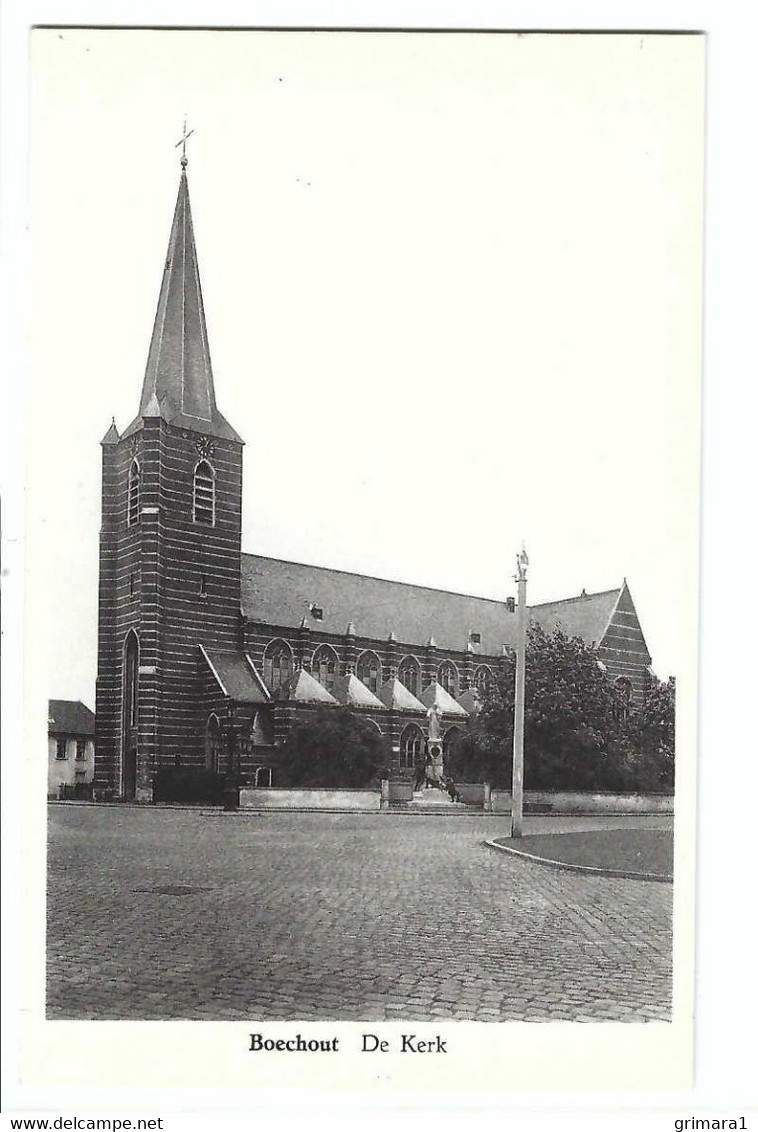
310 604 324 621
127 460 141 526
469 631 481 645
193 460 215 525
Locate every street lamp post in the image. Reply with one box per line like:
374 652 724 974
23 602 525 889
510 546 529 838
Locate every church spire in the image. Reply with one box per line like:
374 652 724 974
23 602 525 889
123 144 241 442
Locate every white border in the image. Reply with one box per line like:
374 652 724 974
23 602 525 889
2 0 757 1118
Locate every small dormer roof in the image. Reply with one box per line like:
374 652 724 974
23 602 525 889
331 673 384 709
421 681 469 717
275 668 338 705
378 677 427 713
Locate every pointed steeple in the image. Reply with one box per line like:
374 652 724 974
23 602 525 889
101 417 120 446
123 160 241 443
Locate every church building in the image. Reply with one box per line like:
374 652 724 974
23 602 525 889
94 157 654 801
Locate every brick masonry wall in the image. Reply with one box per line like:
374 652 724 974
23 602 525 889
598 586 652 704
96 418 243 798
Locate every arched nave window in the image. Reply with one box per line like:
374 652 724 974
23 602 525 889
263 640 294 693
398 656 421 697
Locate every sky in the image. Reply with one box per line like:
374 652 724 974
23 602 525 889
28 29 704 703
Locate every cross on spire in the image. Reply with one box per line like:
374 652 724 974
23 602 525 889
175 119 195 168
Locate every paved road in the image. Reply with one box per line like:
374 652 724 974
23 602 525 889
47 806 672 1022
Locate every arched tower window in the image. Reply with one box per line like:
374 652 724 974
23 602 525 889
399 723 424 770
398 656 421 696
474 665 494 696
193 460 215 525
127 460 141 526
437 660 459 696
357 650 382 694
312 644 339 692
263 639 294 693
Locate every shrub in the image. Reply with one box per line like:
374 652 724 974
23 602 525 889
277 707 385 788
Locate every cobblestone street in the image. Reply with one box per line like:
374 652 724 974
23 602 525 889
47 806 672 1022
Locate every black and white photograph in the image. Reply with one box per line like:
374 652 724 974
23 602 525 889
14 24 705 1094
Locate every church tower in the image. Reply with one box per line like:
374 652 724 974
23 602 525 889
95 153 244 799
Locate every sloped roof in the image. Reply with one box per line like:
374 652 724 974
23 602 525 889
200 647 270 704
331 673 385 710
241 554 520 654
456 688 482 715
48 700 95 736
421 681 469 718
530 588 620 648
275 669 339 705
123 166 240 443
241 553 628 658
378 677 427 713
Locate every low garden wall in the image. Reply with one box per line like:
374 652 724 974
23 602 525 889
239 787 380 811
489 789 674 814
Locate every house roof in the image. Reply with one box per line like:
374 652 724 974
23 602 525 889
330 673 385 710
48 700 95 737
530 588 620 648
122 165 241 443
240 553 627 656
200 647 270 704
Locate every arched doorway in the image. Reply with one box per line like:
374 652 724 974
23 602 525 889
399 723 424 770
443 726 462 761
121 631 139 799
205 713 222 773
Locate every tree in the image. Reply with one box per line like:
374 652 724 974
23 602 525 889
448 626 674 791
278 707 386 788
616 676 675 790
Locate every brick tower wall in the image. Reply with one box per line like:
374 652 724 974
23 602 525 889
95 417 243 798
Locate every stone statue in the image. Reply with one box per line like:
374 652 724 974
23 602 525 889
427 704 443 743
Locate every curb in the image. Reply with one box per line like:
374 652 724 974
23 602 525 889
49 800 671 819
483 837 673 883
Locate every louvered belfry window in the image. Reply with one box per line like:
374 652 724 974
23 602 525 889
127 460 141 526
193 460 215 525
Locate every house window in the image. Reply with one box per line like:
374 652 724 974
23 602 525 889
398 657 420 696
75 740 86 761
437 660 459 696
357 651 381 694
127 460 141 526
263 640 293 693
55 739 68 760
193 460 215 525
312 645 338 692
